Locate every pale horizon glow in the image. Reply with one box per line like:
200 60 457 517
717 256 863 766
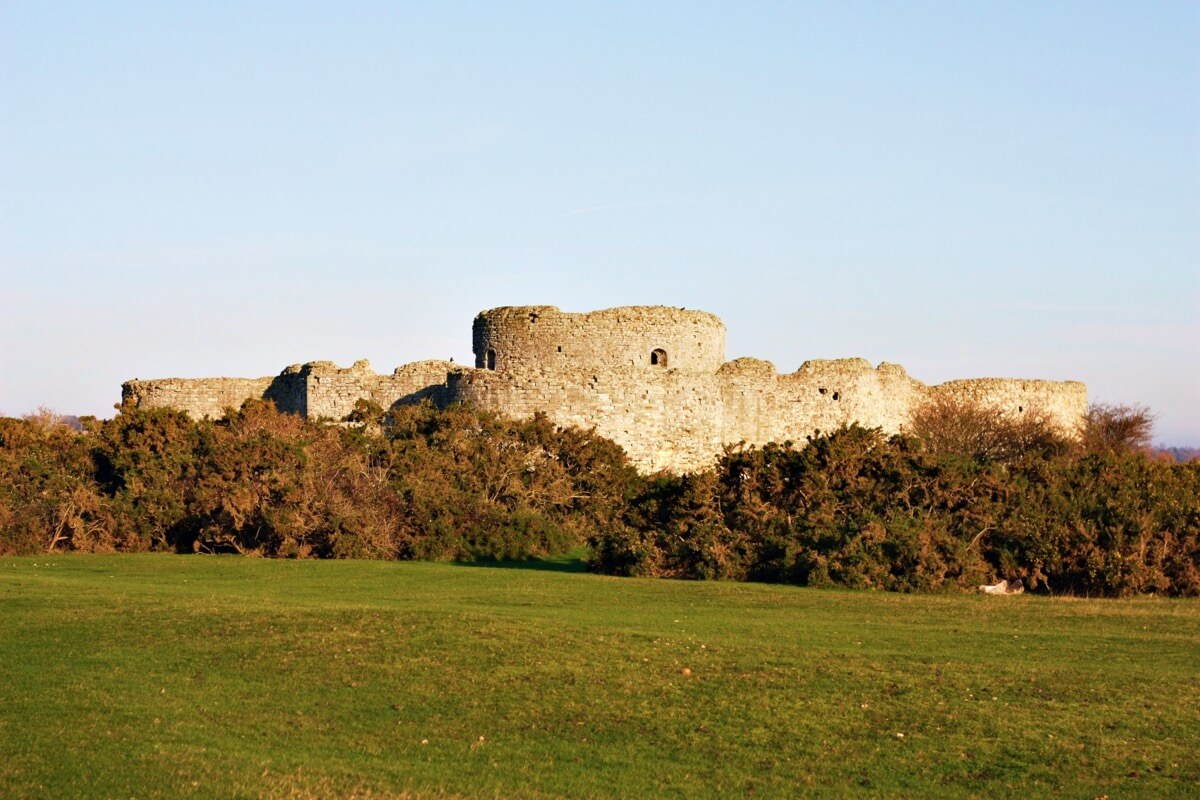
2 2 1197 443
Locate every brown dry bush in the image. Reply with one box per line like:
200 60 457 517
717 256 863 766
1078 402 1156 455
590 423 1200 597
0 414 118 554
3 398 1197 597
2 400 639 562
908 394 1070 462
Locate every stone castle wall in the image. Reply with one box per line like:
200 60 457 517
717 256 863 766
124 359 459 423
121 376 293 419
719 358 927 448
450 367 725 473
932 378 1089 425
303 359 458 420
121 305 1088 473
473 306 725 373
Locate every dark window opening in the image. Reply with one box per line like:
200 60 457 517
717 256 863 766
832 392 840 401
529 313 539 323
818 387 827 395
557 345 562 352
486 349 496 370
650 348 668 367
1018 405 1024 413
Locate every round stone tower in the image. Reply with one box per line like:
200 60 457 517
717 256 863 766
472 305 726 374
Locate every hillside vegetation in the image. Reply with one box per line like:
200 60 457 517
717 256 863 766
1 399 1197 596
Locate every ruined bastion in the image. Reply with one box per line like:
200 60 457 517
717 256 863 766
122 305 1088 473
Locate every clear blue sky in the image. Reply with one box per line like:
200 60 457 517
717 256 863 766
2 2 1197 443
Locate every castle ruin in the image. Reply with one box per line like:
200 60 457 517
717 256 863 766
121 305 1088 472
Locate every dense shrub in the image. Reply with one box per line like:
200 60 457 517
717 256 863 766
1078 403 1156 455
591 428 995 591
0 415 112 554
94 406 210 550
909 394 1070 462
1 399 1196 597
1 401 637 562
588 426 1200 597
377 403 639 561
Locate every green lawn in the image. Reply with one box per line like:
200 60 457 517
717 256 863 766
1 554 1197 799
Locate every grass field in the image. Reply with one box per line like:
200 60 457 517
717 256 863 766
1 554 1198 799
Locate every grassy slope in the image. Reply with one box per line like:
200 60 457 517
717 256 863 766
1 554 1197 799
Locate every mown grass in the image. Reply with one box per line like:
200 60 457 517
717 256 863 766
1 554 1198 799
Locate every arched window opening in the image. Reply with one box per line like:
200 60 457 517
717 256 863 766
486 349 496 370
650 348 668 367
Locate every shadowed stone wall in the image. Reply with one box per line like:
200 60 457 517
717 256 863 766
303 359 458 420
121 305 1088 473
121 376 301 419
122 360 456 422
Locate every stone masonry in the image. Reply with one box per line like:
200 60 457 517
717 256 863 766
122 305 1088 472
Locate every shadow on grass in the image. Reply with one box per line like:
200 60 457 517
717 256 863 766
454 548 589 574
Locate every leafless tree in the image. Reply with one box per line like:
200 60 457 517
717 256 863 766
1078 403 1156 455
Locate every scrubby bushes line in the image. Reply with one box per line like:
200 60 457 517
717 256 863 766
592 426 1200 596
1 399 1197 596
0 401 638 562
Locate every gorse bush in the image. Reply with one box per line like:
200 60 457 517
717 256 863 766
591 428 988 591
376 403 638 561
1 398 1197 596
908 394 1071 462
1 401 637 562
589 427 1200 596
0 414 116 555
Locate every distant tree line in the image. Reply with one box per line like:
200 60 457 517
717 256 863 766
1 398 1197 596
1157 446 1200 463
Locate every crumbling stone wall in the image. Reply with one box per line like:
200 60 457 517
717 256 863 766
302 359 458 420
121 305 1088 472
931 378 1088 426
121 376 292 419
123 360 459 422
719 358 927 449
473 306 725 373
450 366 725 473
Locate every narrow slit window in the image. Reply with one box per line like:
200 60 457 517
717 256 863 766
486 349 496 370
650 348 668 367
